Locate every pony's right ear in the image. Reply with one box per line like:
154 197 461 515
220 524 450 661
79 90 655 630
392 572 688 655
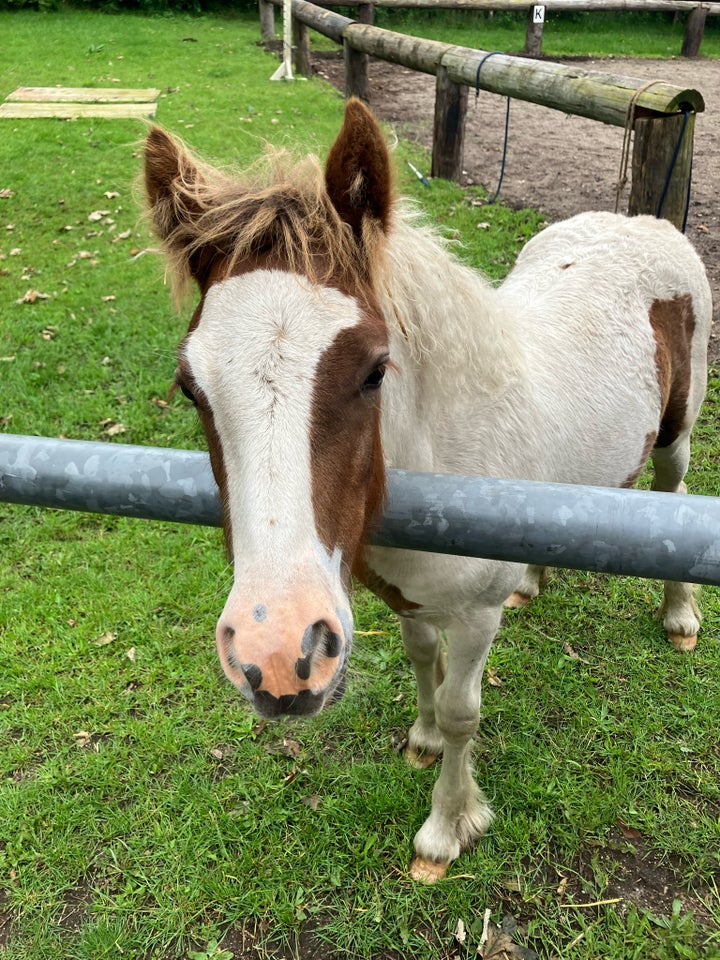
145 127 215 296
144 126 201 244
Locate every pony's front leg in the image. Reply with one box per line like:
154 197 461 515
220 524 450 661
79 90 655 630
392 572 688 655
409 607 502 883
401 618 445 767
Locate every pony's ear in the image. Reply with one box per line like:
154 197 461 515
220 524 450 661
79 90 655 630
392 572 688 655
325 98 394 238
144 126 201 243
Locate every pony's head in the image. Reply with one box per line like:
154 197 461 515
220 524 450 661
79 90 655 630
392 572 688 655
145 100 394 717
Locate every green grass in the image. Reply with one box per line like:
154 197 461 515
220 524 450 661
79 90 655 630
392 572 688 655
1 9 719 960
369 10 720 59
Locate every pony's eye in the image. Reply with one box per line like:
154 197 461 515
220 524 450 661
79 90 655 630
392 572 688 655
362 364 386 392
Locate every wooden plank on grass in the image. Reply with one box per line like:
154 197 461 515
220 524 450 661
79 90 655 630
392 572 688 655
7 86 161 103
0 102 158 119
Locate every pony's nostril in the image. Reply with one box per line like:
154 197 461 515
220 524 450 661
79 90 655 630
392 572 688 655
301 619 342 661
241 662 263 692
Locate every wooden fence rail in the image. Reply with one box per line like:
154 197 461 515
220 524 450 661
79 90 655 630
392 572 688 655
263 0 705 229
261 0 720 58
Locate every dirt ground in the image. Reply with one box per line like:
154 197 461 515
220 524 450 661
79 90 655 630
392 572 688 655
313 52 720 362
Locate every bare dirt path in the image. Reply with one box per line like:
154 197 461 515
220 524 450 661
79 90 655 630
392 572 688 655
313 53 720 361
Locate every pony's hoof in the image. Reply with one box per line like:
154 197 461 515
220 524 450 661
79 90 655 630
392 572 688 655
405 746 440 769
409 856 448 883
504 591 532 609
669 633 697 652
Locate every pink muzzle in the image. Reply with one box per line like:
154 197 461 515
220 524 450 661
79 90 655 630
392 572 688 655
216 580 352 718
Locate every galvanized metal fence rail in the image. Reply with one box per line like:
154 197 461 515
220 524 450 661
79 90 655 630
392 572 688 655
1 434 719 586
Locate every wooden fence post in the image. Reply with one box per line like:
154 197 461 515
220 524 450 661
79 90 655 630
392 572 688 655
344 39 370 102
432 64 468 181
524 4 544 57
259 0 275 41
358 2 375 25
681 6 708 57
629 112 695 230
293 17 312 74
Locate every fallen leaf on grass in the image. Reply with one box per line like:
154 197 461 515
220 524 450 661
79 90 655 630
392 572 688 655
99 419 126 436
0 415 13 427
302 794 321 811
0 189 14 199
453 918 467 945
479 917 538 960
73 730 93 748
0 356 16 363
264 737 302 758
126 647 136 661
94 631 117 646
40 326 57 339
101 295 116 302
17 289 50 304
563 642 590 664
87 209 110 222
151 396 169 409
486 666 503 687
103 191 120 199
616 820 643 841
112 230 132 242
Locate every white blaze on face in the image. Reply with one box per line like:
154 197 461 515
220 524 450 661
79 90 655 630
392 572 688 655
183 269 363 707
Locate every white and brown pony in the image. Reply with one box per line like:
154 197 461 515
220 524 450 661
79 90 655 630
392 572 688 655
145 99 712 881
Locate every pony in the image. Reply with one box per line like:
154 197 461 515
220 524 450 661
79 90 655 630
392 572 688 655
144 98 712 882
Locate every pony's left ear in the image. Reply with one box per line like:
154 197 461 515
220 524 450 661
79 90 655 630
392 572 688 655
325 98 394 238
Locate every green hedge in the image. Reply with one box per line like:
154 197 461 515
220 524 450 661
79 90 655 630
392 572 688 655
0 0 257 11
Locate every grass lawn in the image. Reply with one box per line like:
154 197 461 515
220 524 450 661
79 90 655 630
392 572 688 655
370 9 720 59
1 9 719 960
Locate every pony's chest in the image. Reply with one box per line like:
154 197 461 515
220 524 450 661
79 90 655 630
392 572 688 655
361 545 521 622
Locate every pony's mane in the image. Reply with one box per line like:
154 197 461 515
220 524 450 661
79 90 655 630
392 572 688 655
150 142 386 304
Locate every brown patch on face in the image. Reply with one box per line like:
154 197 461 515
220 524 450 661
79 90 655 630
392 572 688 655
621 430 657 488
309 304 389 583
649 295 696 449
176 298 233 555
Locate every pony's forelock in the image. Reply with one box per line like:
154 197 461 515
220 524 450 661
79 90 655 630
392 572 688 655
146 136 391 307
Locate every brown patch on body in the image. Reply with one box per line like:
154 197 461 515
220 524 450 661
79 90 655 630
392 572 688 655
621 430 657 488
649 294 696 449
355 559 421 616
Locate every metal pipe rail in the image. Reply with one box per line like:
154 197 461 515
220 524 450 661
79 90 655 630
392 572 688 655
2 434 719 586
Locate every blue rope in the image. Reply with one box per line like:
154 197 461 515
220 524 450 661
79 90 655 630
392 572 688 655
475 52 511 204
655 109 693 233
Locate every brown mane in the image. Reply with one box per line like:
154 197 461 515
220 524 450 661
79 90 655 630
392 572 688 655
145 132 391 304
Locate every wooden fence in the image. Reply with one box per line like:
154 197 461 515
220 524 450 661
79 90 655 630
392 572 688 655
261 0 720 59
260 0 706 229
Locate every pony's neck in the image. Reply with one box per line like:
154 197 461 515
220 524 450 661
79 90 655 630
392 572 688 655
378 210 523 389
376 210 528 473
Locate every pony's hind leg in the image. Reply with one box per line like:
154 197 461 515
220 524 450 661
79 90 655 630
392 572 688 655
651 433 701 651
401 618 445 767
505 564 549 608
